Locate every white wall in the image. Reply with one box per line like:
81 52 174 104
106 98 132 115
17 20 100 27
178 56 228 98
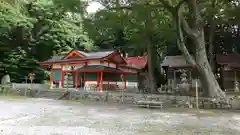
62 64 84 70
85 81 138 89
12 83 49 89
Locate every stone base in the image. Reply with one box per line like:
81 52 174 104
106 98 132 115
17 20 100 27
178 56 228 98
231 96 240 109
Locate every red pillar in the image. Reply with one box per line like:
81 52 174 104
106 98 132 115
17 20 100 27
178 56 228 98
124 73 126 89
100 72 103 92
50 70 53 88
97 72 99 90
84 72 86 87
59 68 63 88
75 71 78 88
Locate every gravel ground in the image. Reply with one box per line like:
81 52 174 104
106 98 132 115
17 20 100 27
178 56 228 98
0 98 240 135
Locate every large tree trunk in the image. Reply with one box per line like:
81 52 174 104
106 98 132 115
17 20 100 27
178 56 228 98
160 0 226 99
147 43 157 93
195 32 225 98
208 0 217 72
145 3 157 93
208 20 216 72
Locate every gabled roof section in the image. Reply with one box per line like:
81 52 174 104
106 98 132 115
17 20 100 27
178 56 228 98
123 56 148 69
161 55 192 68
216 53 240 68
216 53 240 65
62 49 87 59
106 50 127 64
39 49 126 65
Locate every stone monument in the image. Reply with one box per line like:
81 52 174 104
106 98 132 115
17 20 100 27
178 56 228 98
178 69 191 96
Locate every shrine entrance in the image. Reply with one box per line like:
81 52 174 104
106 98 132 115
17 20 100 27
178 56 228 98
62 71 85 88
77 72 84 88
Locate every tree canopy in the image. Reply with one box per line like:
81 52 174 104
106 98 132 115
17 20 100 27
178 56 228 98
0 0 93 82
0 0 239 97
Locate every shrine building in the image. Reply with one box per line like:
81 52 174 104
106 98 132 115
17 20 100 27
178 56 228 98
40 49 147 91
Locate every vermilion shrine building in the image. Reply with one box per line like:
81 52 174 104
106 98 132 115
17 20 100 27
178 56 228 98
40 49 147 91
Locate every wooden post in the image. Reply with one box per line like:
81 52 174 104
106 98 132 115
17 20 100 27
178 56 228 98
69 90 72 100
189 69 192 80
25 76 27 96
196 80 199 111
220 66 225 90
234 70 239 92
234 70 236 81
100 72 103 92
66 73 69 92
30 80 33 90
173 70 176 92
121 74 124 103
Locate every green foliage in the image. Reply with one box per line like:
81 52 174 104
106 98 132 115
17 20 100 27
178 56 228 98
84 0 178 57
0 0 94 82
85 0 240 56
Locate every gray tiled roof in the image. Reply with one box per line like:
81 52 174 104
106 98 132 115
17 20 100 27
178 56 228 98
161 55 192 68
41 50 115 64
42 56 100 63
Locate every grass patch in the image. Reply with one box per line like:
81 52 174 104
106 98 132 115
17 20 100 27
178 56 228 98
0 94 28 100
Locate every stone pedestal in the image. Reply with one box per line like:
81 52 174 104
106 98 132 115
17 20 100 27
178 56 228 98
231 96 240 109
234 81 239 92
50 82 53 89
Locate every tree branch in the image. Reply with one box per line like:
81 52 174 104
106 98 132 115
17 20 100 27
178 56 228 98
158 0 196 38
159 0 196 66
176 12 196 66
188 0 203 30
181 15 197 38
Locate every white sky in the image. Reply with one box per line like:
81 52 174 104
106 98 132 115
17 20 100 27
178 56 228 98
86 1 103 13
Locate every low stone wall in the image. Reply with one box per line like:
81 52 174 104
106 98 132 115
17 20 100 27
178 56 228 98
71 91 192 106
2 87 239 109
70 91 239 109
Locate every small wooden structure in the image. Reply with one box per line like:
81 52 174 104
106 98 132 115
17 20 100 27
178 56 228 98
162 54 240 95
216 54 240 92
161 55 202 96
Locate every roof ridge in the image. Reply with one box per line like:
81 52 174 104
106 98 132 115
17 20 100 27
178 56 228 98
89 49 115 52
125 56 146 59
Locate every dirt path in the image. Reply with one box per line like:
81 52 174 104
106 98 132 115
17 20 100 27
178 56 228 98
0 98 240 135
